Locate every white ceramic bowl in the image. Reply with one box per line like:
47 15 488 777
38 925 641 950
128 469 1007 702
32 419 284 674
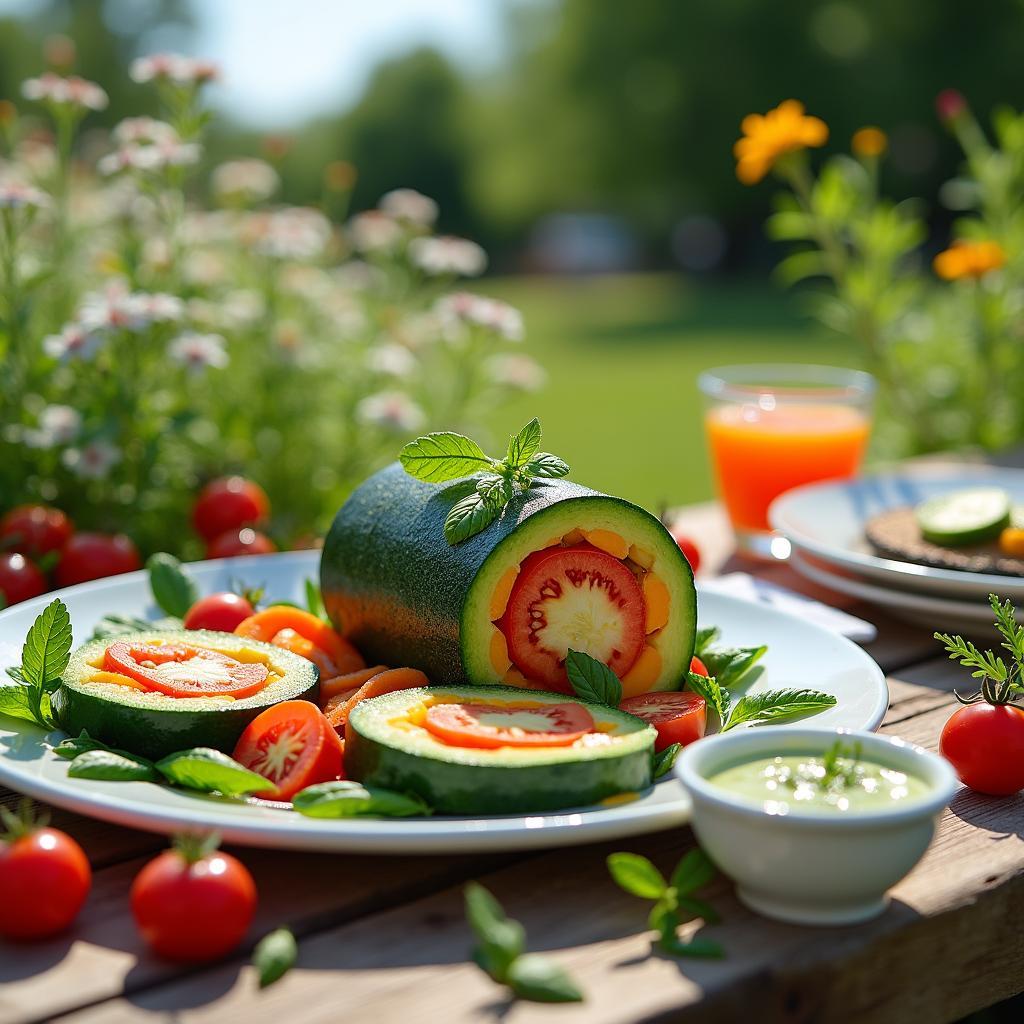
675 728 958 925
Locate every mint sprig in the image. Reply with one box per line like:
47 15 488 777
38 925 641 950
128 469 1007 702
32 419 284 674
400 418 570 545
720 688 836 731
565 649 622 706
1 598 72 730
465 883 583 1003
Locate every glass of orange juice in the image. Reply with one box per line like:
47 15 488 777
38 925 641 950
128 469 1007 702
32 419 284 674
699 365 875 559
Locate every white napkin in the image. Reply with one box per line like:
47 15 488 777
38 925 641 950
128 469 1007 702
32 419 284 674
700 572 878 643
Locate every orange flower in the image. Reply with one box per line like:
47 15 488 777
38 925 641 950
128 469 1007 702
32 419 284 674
852 126 887 158
734 100 828 184
933 240 1006 280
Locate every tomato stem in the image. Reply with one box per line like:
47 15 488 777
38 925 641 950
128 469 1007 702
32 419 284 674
0 797 48 841
172 831 221 865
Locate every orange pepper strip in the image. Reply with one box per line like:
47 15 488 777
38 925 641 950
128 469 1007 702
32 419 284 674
235 605 365 677
320 665 389 708
328 667 430 732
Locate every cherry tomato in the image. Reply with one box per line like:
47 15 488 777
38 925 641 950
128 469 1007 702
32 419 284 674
233 700 344 800
0 553 46 606
55 532 140 588
206 528 277 559
183 592 255 632
422 700 595 749
103 641 269 699
0 504 73 559
939 702 1024 796
619 691 707 751
672 531 701 573
0 818 91 940
131 836 256 961
690 656 709 677
192 476 270 542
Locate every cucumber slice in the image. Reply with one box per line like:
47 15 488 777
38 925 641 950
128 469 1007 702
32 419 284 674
915 488 1011 547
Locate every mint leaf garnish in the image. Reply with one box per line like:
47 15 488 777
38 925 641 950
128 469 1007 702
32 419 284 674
6 598 72 728
699 644 767 689
685 671 730 722
155 747 276 797
444 491 500 545
694 626 720 655
653 742 682 779
505 417 542 468
476 473 514 508
606 853 667 899
147 552 199 618
292 780 430 818
721 688 837 731
0 685 39 726
565 649 622 706
399 432 494 483
522 453 569 479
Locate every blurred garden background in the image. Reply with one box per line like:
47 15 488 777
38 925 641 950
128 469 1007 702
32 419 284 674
1 0 1022 567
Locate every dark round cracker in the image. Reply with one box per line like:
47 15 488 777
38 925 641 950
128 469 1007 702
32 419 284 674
865 506 1024 577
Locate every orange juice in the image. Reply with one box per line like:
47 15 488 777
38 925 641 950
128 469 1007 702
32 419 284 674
705 403 870 533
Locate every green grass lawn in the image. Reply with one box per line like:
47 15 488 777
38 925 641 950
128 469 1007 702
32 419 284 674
484 274 862 511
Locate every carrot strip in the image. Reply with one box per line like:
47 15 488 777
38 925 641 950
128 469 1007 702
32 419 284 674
326 667 430 731
320 665 388 707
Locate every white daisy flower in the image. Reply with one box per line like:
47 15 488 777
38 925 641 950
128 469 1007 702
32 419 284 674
379 188 439 227
22 405 82 449
348 210 403 253
169 332 229 373
246 207 332 261
21 73 108 111
42 322 104 361
98 140 201 177
355 390 426 433
112 117 179 146
367 343 417 378
408 235 487 277
435 292 524 342
0 182 50 211
212 159 279 203
487 353 547 392
130 54 219 86
62 440 122 480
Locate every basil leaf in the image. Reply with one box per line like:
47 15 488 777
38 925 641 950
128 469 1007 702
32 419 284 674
694 626 720 655
465 882 525 981
506 954 583 1003
606 852 667 899
21 599 72 695
722 688 837 732
522 452 569 479
677 896 721 925
147 553 198 618
253 928 297 989
156 747 275 796
505 418 542 468
444 491 499 545
685 671 730 722
669 848 716 897
476 473 514 509
305 578 326 620
657 932 725 960
648 897 677 934
400 432 494 483
565 649 622 706
700 645 767 689
68 749 160 782
0 684 40 725
54 731 149 762
652 743 682 780
292 780 430 818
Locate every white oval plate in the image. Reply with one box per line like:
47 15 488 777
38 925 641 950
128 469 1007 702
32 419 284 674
0 551 888 853
770 465 1024 600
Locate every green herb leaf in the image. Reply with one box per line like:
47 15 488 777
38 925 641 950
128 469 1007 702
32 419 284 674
147 553 199 618
685 671 730 721
21 599 72 696
444 491 500 545
253 928 298 989
669 848 716 897
465 882 525 981
648 896 677 934
305 578 327 620
652 743 682 780
292 780 431 818
989 594 1024 664
505 418 542 469
5 665 26 685
90 614 163 640
399 432 494 483
0 684 39 725
677 896 721 924
156 748 275 797
476 473 515 509
722 688 837 731
505 954 583 1003
565 649 622 706
606 852 667 899
700 645 767 689
55 732 154 763
67 749 159 782
694 626 720 655
522 452 569 479
657 932 725 960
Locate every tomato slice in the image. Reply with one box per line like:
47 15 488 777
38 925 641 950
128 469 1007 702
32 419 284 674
232 700 344 801
690 656 709 677
500 543 646 692
422 701 595 749
619 691 706 751
102 641 269 699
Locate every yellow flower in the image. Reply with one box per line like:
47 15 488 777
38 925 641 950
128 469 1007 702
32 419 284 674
933 240 1006 280
852 126 887 158
734 100 828 185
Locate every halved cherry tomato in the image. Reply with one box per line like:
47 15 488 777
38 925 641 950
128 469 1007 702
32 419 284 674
619 691 707 751
103 641 269 699
232 700 344 801
690 656 709 677
235 606 364 678
422 701 595 750
183 592 255 632
327 667 429 731
320 664 389 707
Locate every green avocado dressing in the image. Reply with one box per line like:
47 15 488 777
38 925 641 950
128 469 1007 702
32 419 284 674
708 743 931 815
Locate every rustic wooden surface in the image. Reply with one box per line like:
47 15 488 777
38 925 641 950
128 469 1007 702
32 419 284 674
2 504 1022 1024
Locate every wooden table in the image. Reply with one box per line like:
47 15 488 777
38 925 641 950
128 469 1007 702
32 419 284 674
2 504 1023 1024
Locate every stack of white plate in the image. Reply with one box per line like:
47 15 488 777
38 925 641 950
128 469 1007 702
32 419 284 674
769 465 1024 633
